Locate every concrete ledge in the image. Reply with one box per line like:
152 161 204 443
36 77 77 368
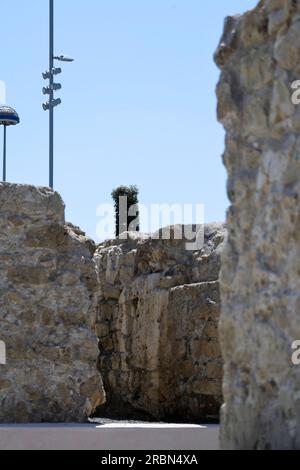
0 423 220 450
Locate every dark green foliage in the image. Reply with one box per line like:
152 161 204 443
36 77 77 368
111 185 140 237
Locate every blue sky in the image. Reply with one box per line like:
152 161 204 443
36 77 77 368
1 0 257 241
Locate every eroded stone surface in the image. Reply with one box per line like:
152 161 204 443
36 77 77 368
215 0 300 449
0 183 105 423
93 224 226 422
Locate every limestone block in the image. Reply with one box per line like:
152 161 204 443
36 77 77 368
0 183 105 423
94 224 226 421
215 0 300 449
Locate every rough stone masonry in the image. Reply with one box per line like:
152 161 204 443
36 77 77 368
0 183 105 423
215 0 300 449
93 224 226 422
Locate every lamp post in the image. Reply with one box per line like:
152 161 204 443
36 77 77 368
0 106 20 182
42 0 74 189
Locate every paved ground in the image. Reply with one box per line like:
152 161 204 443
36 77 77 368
0 422 220 450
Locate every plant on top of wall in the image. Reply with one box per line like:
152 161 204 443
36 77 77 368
111 185 140 237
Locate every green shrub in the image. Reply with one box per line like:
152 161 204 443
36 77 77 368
111 185 140 237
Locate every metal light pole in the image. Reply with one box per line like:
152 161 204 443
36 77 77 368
3 125 6 182
49 0 54 189
0 106 20 182
42 0 74 189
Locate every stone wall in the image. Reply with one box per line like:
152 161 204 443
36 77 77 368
0 183 105 423
215 0 300 449
93 224 226 422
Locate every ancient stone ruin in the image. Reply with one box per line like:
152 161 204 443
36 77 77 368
0 182 225 424
0 183 105 423
3 1 299 450
215 0 300 450
94 224 226 422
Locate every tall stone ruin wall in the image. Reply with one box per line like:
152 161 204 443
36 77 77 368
93 224 226 422
215 0 300 449
0 183 105 423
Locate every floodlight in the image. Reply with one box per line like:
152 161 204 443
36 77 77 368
54 55 74 62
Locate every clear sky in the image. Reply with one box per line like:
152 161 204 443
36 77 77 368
1 0 257 241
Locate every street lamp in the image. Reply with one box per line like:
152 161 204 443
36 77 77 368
42 0 74 189
0 106 20 182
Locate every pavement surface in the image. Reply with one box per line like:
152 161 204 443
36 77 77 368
0 422 220 450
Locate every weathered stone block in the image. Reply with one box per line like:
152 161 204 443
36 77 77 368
215 0 300 450
0 183 105 423
94 224 226 422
